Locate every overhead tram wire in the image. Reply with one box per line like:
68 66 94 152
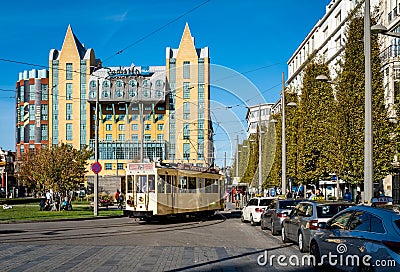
101 0 211 64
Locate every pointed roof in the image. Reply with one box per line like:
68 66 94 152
61 25 86 59
177 23 197 58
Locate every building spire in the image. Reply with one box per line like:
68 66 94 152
177 23 197 58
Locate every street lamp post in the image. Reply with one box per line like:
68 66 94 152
364 0 373 204
271 72 296 195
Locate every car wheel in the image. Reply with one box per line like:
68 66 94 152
271 221 279 236
281 225 289 243
250 215 256 226
241 214 245 222
310 240 323 269
260 220 267 230
298 232 306 253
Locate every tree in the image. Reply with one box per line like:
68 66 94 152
16 143 93 196
336 14 392 184
297 61 337 183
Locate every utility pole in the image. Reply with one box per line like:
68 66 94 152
236 135 239 177
281 72 287 194
364 0 373 203
258 104 262 194
94 79 99 216
140 102 144 162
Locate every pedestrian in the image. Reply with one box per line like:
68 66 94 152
355 191 362 204
115 189 120 204
285 189 292 199
343 188 353 202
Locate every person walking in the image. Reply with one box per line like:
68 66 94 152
355 191 362 204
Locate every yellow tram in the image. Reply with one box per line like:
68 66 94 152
124 162 225 219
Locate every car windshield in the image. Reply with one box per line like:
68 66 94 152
316 204 352 218
259 199 274 206
279 200 302 210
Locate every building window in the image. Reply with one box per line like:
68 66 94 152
29 124 35 140
118 124 125 131
198 59 204 83
132 134 138 141
66 83 72 100
117 163 124 170
106 124 112 131
66 103 72 120
144 134 151 141
158 114 164 121
30 85 35 100
145 124 151 130
105 114 112 121
183 102 190 119
198 84 204 100
198 130 204 139
183 143 190 159
106 105 112 111
157 134 164 140
106 134 112 141
183 82 191 98
132 124 138 130
183 123 190 139
183 61 190 78
157 124 164 130
105 163 112 170
131 114 138 121
29 104 35 120
41 124 48 141
198 121 204 129
66 124 72 140
66 63 73 80
118 134 125 141
41 84 48 100
40 104 48 121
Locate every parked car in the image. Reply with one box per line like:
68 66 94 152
260 198 304 235
309 205 400 271
281 201 354 252
241 197 276 226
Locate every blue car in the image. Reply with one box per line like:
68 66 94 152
310 205 400 271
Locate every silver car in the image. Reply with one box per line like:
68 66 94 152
281 201 354 252
260 198 304 235
310 205 400 271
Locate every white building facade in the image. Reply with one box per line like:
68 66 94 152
245 103 274 136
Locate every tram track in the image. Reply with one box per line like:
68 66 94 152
0 214 227 244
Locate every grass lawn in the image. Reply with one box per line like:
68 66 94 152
0 203 123 223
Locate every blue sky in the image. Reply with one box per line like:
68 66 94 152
0 0 329 166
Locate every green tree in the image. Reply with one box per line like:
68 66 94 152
297 61 337 183
336 15 392 184
17 143 92 196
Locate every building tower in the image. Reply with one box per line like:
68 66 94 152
48 25 98 150
15 69 49 156
166 23 213 167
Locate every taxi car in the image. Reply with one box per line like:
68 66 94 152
281 200 354 252
241 197 275 226
309 203 400 271
260 198 304 235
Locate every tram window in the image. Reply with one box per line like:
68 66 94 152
166 175 172 193
188 177 196 193
127 176 134 193
149 175 155 192
212 179 218 193
205 178 213 193
179 176 187 193
198 178 205 193
137 175 147 193
158 175 165 193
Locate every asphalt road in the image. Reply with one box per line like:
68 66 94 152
0 212 315 272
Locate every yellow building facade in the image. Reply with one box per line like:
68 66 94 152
47 24 213 193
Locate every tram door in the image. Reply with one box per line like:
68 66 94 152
135 175 148 209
